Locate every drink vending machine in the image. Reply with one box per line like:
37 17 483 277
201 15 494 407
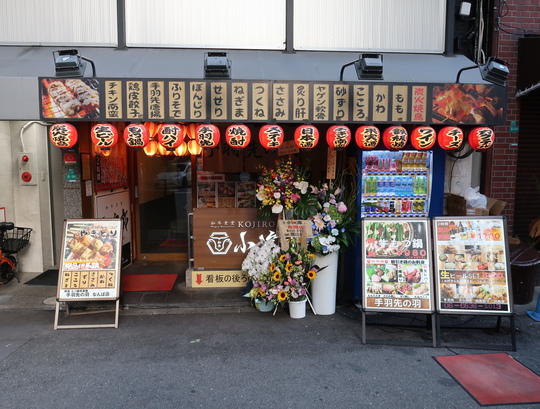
360 150 433 218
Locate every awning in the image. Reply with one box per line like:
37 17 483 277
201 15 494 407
0 46 498 122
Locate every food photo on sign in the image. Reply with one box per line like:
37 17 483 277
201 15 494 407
433 217 511 313
362 218 433 312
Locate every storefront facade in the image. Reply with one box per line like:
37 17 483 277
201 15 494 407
0 1 516 294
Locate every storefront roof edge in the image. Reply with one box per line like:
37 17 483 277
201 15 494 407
0 46 484 84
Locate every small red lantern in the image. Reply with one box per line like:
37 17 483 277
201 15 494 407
225 124 251 149
91 123 119 153
157 124 185 151
410 126 436 150
185 123 199 140
123 123 150 149
196 124 220 149
382 126 408 150
469 127 495 150
259 124 284 149
355 125 380 149
437 126 464 150
49 123 78 149
294 125 319 149
144 122 160 139
326 125 351 149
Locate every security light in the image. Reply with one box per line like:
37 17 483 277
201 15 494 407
53 49 96 78
355 53 384 80
204 52 231 79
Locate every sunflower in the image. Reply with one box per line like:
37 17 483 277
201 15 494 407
307 269 316 280
258 288 266 297
279 254 287 262
285 263 293 273
277 290 288 301
270 262 276 272
273 271 281 281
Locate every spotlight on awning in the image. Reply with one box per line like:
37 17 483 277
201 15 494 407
355 53 384 80
455 56 509 86
204 52 231 79
480 57 510 87
53 49 96 78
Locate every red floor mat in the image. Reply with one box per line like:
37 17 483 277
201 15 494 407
122 274 178 292
434 353 540 406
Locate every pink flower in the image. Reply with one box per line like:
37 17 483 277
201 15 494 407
337 202 348 213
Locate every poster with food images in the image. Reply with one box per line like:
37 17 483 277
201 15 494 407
362 218 434 313
57 219 122 301
433 217 512 314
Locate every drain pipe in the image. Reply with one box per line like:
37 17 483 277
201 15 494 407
19 120 51 152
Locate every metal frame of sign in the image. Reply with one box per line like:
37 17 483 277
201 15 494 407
361 218 436 347
54 219 123 330
432 216 513 315
432 216 516 351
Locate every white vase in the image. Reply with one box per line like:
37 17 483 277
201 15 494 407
312 251 339 315
288 299 307 319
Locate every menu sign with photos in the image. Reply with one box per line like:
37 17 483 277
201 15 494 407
362 218 433 313
57 219 123 301
433 217 512 314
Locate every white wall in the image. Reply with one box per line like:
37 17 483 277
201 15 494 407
7 121 61 277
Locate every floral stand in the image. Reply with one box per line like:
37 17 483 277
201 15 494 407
311 251 339 315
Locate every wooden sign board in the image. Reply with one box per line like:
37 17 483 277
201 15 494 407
192 208 277 270
433 216 512 315
54 219 123 329
362 218 434 313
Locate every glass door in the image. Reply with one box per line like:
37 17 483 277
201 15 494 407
134 152 192 261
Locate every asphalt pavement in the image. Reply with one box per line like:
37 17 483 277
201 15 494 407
1 278 540 409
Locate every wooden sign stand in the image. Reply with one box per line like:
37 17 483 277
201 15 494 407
54 299 120 330
53 219 123 330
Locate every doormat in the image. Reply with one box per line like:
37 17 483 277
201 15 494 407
25 269 58 286
160 239 187 247
122 274 178 292
434 353 540 406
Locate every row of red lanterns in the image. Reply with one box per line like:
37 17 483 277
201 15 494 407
49 123 495 153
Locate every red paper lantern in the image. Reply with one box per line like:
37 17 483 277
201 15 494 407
382 126 408 150
259 124 284 149
157 124 185 151
326 125 351 149
91 123 119 152
123 123 150 149
410 126 436 150
225 124 251 149
185 123 199 140
437 126 464 150
294 125 319 149
469 127 495 150
144 122 160 139
49 123 78 149
355 125 380 150
196 124 220 149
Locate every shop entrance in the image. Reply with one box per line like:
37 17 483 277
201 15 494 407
133 151 192 261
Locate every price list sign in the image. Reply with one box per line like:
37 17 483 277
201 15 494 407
57 219 123 301
362 218 434 313
433 217 512 315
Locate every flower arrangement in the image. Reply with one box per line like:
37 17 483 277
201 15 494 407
244 238 318 306
308 182 360 255
256 158 318 220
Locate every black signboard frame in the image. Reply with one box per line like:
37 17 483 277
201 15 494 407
360 217 436 347
432 216 516 351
